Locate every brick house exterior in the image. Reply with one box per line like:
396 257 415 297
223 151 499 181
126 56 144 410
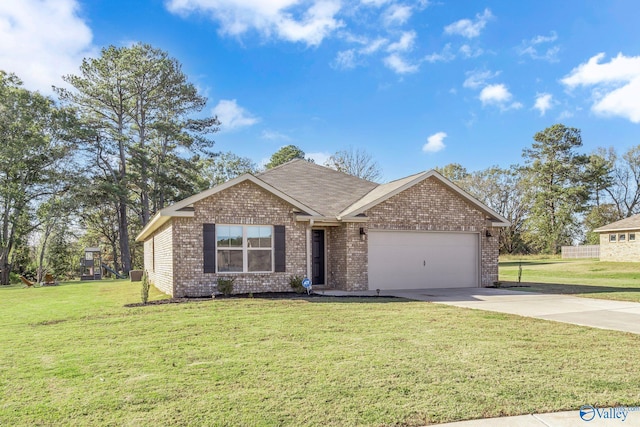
595 214 640 262
137 160 509 297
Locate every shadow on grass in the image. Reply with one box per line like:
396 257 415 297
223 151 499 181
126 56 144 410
499 261 568 267
125 293 412 307
503 281 640 296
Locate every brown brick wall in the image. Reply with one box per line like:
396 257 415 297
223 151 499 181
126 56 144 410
144 175 501 295
599 231 640 262
326 226 346 288
170 181 308 297
355 176 499 289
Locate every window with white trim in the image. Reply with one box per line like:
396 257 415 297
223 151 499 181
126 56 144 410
216 225 273 273
630 233 636 242
619 233 626 242
609 234 617 242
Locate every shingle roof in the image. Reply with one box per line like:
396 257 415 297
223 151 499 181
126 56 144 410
594 214 640 232
257 159 378 216
136 158 510 242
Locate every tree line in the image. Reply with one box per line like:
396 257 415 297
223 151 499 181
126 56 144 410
2 42 635 285
0 43 384 285
436 124 640 255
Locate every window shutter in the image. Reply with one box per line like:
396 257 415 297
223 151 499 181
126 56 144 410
274 225 286 272
203 223 216 273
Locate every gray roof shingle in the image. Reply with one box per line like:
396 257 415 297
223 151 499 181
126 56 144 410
594 214 640 232
257 159 378 216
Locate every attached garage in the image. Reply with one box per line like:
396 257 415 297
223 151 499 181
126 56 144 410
368 231 480 290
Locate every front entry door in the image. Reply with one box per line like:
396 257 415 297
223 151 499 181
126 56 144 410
312 230 325 285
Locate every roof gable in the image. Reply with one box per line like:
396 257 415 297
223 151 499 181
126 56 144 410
594 214 640 232
339 170 510 226
257 159 378 216
135 173 320 242
136 161 510 242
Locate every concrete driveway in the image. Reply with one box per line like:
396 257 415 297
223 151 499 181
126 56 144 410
385 287 640 334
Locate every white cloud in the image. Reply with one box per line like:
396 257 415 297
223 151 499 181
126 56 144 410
517 31 559 62
387 31 416 52
261 129 291 141
561 52 640 123
166 0 344 47
479 84 511 104
360 0 392 6
533 93 553 116
0 0 95 94
463 69 500 89
444 8 493 39
424 43 455 63
459 44 483 58
212 99 259 130
382 4 412 27
423 132 446 153
332 49 357 69
479 83 522 110
360 37 388 54
383 53 418 74
531 32 558 44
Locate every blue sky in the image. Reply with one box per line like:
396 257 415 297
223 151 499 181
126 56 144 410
1 0 639 180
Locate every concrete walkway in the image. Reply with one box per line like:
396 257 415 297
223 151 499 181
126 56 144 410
320 287 640 334
434 409 637 426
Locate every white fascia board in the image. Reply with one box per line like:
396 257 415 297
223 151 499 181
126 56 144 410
594 227 640 233
294 214 369 225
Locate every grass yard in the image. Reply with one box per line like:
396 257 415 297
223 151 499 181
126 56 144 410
499 257 640 302
2 280 640 426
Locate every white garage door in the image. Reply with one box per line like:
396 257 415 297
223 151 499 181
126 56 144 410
368 231 479 290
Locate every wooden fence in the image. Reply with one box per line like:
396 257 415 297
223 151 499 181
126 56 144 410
561 245 600 259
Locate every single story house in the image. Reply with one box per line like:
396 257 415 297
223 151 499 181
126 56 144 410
136 159 509 297
594 214 640 262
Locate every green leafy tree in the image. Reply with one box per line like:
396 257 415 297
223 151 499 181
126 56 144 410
435 163 471 183
204 152 257 185
324 147 382 181
0 71 77 285
466 166 530 254
583 204 621 244
522 124 589 254
57 43 218 275
265 145 307 169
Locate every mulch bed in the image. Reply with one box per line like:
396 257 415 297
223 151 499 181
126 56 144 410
124 292 399 307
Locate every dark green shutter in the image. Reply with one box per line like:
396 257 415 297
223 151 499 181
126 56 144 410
274 225 286 272
203 224 216 273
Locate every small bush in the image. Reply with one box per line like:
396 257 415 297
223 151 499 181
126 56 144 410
217 277 235 296
9 272 20 285
141 270 150 304
289 275 305 294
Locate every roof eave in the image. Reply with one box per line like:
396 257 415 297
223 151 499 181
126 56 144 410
594 226 640 233
136 210 190 242
135 173 322 241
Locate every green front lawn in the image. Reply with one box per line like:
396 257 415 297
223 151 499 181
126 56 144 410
499 257 640 302
1 280 640 426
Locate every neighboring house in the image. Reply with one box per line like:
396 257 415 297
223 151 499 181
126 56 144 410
136 159 509 297
594 214 640 262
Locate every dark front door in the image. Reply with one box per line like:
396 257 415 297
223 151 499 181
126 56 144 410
312 229 325 285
